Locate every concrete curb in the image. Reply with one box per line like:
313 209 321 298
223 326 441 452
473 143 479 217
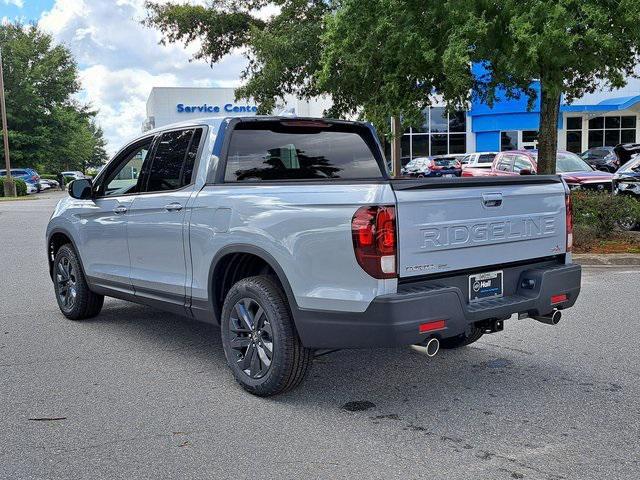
573 253 640 266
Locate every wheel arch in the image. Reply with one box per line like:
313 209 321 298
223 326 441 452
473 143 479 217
47 228 84 280
207 244 300 326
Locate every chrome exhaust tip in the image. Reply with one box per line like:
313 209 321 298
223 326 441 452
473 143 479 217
425 337 440 357
533 309 562 325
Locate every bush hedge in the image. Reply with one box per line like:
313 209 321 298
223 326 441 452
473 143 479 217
0 177 28 197
571 191 640 235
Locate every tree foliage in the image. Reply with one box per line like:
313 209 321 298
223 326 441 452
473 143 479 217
146 1 640 172
0 23 108 173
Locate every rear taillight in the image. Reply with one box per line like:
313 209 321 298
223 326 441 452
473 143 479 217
351 205 397 279
566 193 573 252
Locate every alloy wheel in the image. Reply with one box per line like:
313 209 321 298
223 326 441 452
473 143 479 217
228 298 274 379
56 256 77 310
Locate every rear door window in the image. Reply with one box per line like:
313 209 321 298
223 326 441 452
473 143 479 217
224 121 383 181
145 129 199 192
496 155 514 172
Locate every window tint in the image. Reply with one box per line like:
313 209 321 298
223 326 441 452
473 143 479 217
224 122 382 181
146 129 194 192
102 138 153 196
478 153 496 164
182 128 203 186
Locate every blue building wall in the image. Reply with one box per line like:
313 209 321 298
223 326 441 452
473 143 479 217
469 63 543 151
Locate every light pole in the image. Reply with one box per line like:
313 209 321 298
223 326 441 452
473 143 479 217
391 116 402 177
0 47 16 197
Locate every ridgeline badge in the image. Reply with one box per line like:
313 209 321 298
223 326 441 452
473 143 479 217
176 103 258 114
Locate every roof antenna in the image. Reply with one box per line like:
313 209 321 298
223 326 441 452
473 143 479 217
278 107 297 117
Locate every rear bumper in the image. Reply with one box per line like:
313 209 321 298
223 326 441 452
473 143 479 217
295 261 581 349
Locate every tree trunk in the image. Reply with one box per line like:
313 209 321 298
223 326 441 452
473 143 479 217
537 81 561 175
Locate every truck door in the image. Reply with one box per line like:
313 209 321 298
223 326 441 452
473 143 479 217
126 128 203 313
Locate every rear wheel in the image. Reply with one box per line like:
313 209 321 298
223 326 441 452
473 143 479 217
220 276 313 396
439 326 484 349
53 244 104 320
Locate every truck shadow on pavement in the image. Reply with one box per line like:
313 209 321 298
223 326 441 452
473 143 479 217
87 299 618 413
66 299 629 479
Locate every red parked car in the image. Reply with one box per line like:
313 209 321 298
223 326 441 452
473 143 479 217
462 150 614 191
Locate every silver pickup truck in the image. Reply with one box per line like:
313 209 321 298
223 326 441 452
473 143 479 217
46 116 581 396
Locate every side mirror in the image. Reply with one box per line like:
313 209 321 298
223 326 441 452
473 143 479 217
519 168 535 176
69 178 93 200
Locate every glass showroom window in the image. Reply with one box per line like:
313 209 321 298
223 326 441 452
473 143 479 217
402 107 467 159
500 131 518 151
566 117 582 153
588 115 637 148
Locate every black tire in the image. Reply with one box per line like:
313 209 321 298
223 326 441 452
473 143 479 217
439 326 484 349
53 244 104 320
220 276 313 396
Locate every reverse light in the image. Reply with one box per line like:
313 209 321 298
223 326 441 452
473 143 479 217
566 193 573 252
351 205 397 279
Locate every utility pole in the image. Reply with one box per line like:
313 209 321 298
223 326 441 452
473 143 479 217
0 47 16 197
391 116 402 177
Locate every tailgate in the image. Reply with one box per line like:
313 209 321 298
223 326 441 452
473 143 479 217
392 177 567 278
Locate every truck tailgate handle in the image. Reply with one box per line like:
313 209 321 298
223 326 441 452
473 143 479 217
482 193 503 207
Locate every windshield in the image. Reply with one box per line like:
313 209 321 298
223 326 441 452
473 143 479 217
532 152 592 173
619 156 640 173
556 152 593 173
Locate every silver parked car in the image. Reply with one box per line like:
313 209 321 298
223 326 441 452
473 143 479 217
47 116 581 396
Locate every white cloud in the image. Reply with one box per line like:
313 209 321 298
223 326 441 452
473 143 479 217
3 0 24 8
39 0 248 155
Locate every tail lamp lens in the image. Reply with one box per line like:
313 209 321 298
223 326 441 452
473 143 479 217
566 193 573 252
351 206 397 279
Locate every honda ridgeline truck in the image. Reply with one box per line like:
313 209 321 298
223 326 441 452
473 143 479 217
46 117 581 396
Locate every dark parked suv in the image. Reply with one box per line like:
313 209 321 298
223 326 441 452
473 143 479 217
580 146 619 172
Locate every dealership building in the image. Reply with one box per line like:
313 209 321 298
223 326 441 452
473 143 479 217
145 74 640 158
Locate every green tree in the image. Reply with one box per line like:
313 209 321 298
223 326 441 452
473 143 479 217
446 0 640 173
146 1 640 173
0 23 108 173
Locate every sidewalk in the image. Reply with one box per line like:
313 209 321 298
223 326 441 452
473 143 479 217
573 253 640 266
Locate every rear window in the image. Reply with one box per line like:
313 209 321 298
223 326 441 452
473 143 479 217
434 157 458 167
224 121 383 182
478 153 496 164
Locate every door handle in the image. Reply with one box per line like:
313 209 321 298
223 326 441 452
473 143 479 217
165 202 183 212
113 205 128 214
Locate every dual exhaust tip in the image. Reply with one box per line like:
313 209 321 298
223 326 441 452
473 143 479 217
417 309 560 358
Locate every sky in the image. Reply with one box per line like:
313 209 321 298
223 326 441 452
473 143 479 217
0 0 249 155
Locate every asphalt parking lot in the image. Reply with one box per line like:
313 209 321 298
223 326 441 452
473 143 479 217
1 191 639 480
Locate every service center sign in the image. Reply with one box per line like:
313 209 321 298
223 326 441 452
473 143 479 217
176 103 258 114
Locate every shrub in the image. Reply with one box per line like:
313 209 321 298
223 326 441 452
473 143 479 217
0 177 28 197
571 191 640 236
15 178 27 196
40 174 59 181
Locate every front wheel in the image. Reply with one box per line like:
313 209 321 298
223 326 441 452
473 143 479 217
53 244 104 320
220 276 313 396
